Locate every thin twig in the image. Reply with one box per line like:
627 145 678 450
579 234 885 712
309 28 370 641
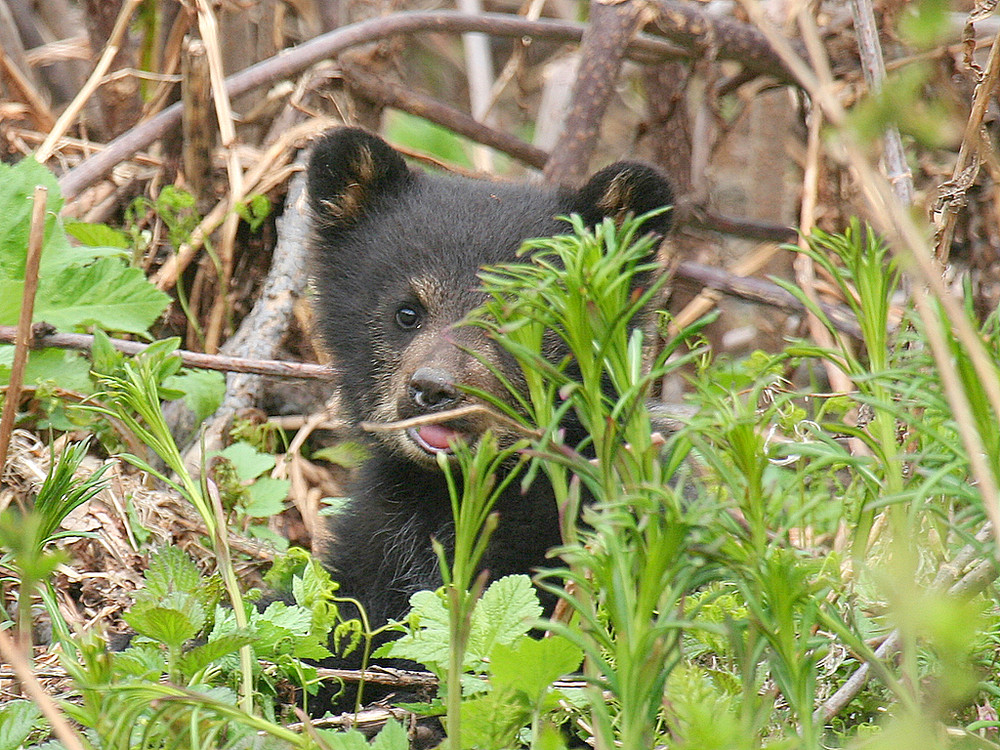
56 10 692 199
0 627 86 750
846 0 914 206
0 326 331 380
341 64 549 170
195 0 244 354
0 187 47 483
815 524 997 722
360 404 544 441
932 18 1000 261
673 260 864 338
35 0 144 162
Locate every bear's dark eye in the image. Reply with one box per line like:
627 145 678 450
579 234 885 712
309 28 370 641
394 305 422 330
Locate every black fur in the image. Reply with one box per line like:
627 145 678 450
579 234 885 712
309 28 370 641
306 127 673 678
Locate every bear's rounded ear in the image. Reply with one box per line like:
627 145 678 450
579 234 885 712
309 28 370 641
307 127 412 228
573 162 675 237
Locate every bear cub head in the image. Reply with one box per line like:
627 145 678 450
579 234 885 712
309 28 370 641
307 127 674 467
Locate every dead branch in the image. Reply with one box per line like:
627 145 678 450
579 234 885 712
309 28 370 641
542 0 647 186
56 7 786 199
190 161 314 461
0 326 331 380
342 63 549 171
674 260 864 339
645 0 799 85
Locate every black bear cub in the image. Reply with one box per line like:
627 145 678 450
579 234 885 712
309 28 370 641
306 127 673 650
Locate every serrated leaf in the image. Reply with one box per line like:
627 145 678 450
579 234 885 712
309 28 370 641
141 546 203 602
113 643 166 678
370 720 409 750
33 257 170 333
314 728 371 750
0 702 39 744
490 635 582 700
162 367 226 421
243 477 289 517
0 346 93 391
64 220 131 249
460 691 528 750
467 575 542 664
0 699 42 750
216 442 275 481
124 604 201 651
178 633 255 676
376 589 451 672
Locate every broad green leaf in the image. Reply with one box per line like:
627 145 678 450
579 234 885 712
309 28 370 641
370 720 409 750
0 158 69 282
459 691 528 750
113 643 166 678
162 367 226 421
243 477 289 517
216 442 275 481
177 633 255 676
314 728 371 750
0 346 93 391
64 220 131 249
33 257 170 333
490 635 582 700
466 575 542 664
375 589 450 671
0 699 42 750
125 604 202 651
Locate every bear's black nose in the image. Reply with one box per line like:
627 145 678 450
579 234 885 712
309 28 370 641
409 367 460 410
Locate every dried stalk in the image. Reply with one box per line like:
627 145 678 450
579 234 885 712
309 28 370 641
846 0 914 205
35 0 143 162
151 116 334 291
0 187 47 481
195 0 244 354
932 20 1000 261
0 627 86 750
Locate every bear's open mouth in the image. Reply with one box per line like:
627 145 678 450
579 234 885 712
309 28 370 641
407 424 468 454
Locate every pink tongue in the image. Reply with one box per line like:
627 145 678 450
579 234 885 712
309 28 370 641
418 424 461 450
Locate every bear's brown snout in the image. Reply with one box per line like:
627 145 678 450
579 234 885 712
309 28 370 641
409 367 460 411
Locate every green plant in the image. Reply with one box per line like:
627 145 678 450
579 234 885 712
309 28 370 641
0 159 171 394
88 356 256 713
0 439 107 660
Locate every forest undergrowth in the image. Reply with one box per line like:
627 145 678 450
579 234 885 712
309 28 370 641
3 0 1000 748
